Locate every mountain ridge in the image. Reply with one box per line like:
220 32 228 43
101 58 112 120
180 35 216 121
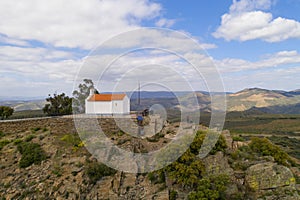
1 88 300 113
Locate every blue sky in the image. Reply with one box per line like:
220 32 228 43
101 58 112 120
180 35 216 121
0 0 300 98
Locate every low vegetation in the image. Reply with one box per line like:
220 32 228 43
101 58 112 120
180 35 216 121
148 170 166 184
229 145 254 171
164 130 227 188
268 136 300 160
60 134 84 151
13 138 23 145
232 135 245 142
169 190 178 200
0 111 299 199
0 131 5 138
85 161 117 184
199 112 300 136
0 139 10 150
8 110 46 120
24 134 36 142
229 137 296 172
188 174 230 200
31 127 41 133
17 142 47 168
249 137 295 166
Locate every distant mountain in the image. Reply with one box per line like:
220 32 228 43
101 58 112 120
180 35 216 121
0 99 46 111
128 91 190 99
162 88 300 114
176 92 211 111
226 88 300 112
289 89 300 96
248 103 300 114
1 88 300 114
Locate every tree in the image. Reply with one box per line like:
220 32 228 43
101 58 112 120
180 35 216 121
0 106 14 120
43 93 72 116
72 79 99 113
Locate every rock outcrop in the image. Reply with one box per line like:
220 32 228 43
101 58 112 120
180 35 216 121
203 151 234 176
245 162 299 200
1 118 299 199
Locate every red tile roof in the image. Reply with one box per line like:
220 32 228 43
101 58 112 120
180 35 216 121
87 94 126 101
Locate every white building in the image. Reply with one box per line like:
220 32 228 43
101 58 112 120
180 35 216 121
85 90 130 115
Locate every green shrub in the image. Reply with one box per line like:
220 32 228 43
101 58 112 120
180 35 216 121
60 134 84 151
147 170 165 184
269 136 300 160
210 135 227 155
146 132 165 143
85 161 117 184
295 174 300 184
0 139 10 150
170 190 178 200
13 139 23 145
230 146 254 161
148 172 156 183
157 130 227 189
190 130 227 155
60 134 81 146
249 137 294 166
116 131 124 136
188 174 230 200
39 134 45 141
167 158 204 188
52 164 63 177
0 131 5 138
17 142 47 168
31 127 41 133
232 136 245 142
24 134 36 142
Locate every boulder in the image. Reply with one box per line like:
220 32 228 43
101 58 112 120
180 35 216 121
202 151 234 176
245 162 299 199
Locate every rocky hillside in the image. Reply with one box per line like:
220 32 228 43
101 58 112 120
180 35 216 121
227 88 300 112
0 119 299 199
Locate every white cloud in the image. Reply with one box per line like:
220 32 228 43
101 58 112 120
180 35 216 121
216 50 300 72
0 35 29 47
0 45 81 96
213 50 300 91
223 66 300 92
0 0 161 49
0 46 73 62
97 28 217 54
213 0 300 42
230 0 272 13
199 43 217 50
155 18 176 28
0 27 219 96
90 48 300 92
